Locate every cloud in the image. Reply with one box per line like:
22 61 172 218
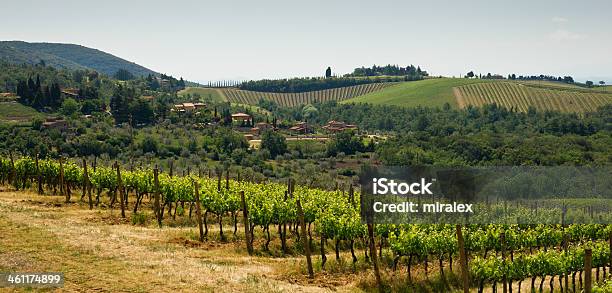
552 16 568 23
548 29 586 41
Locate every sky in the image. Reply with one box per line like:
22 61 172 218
1 0 611 83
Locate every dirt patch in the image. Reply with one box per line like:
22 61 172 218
167 235 230 250
453 87 466 108
279 270 361 290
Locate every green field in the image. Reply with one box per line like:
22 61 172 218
342 78 612 112
600 85 612 92
518 80 586 89
230 102 271 115
518 80 612 94
0 102 42 122
456 82 612 113
222 83 393 107
178 87 226 102
179 84 393 107
342 78 492 108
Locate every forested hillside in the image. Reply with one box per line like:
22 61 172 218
0 41 158 77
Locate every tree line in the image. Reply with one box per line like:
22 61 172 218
346 64 428 79
465 71 576 84
238 76 406 93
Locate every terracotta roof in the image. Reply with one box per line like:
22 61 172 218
61 88 79 96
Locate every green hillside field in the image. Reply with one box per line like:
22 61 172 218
0 102 42 122
342 78 492 108
177 87 226 103
180 83 393 108
456 81 612 113
180 79 612 113
224 83 393 107
343 78 612 113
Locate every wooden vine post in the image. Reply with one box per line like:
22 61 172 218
456 224 470 293
83 159 92 209
81 159 87 200
501 232 507 293
562 206 569 291
296 198 313 278
153 166 162 228
60 156 67 201
367 223 383 292
9 152 15 189
225 168 230 190
194 181 205 242
36 154 43 194
609 231 612 279
240 190 253 255
116 162 125 218
584 248 592 293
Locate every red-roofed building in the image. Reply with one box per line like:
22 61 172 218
42 117 68 130
289 122 312 134
231 112 252 122
61 88 80 99
322 120 358 133
251 122 275 135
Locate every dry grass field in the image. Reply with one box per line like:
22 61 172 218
0 190 358 292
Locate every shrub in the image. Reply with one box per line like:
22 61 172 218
131 212 148 226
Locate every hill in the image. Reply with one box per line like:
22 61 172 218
226 83 393 107
342 78 490 108
180 83 394 107
342 78 612 113
455 82 612 113
0 41 158 77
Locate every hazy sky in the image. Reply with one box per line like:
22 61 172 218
1 0 611 83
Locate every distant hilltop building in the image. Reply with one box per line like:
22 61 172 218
251 122 275 135
0 92 17 102
322 120 357 133
42 117 68 130
289 121 312 134
60 88 79 98
172 102 206 113
231 112 252 122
